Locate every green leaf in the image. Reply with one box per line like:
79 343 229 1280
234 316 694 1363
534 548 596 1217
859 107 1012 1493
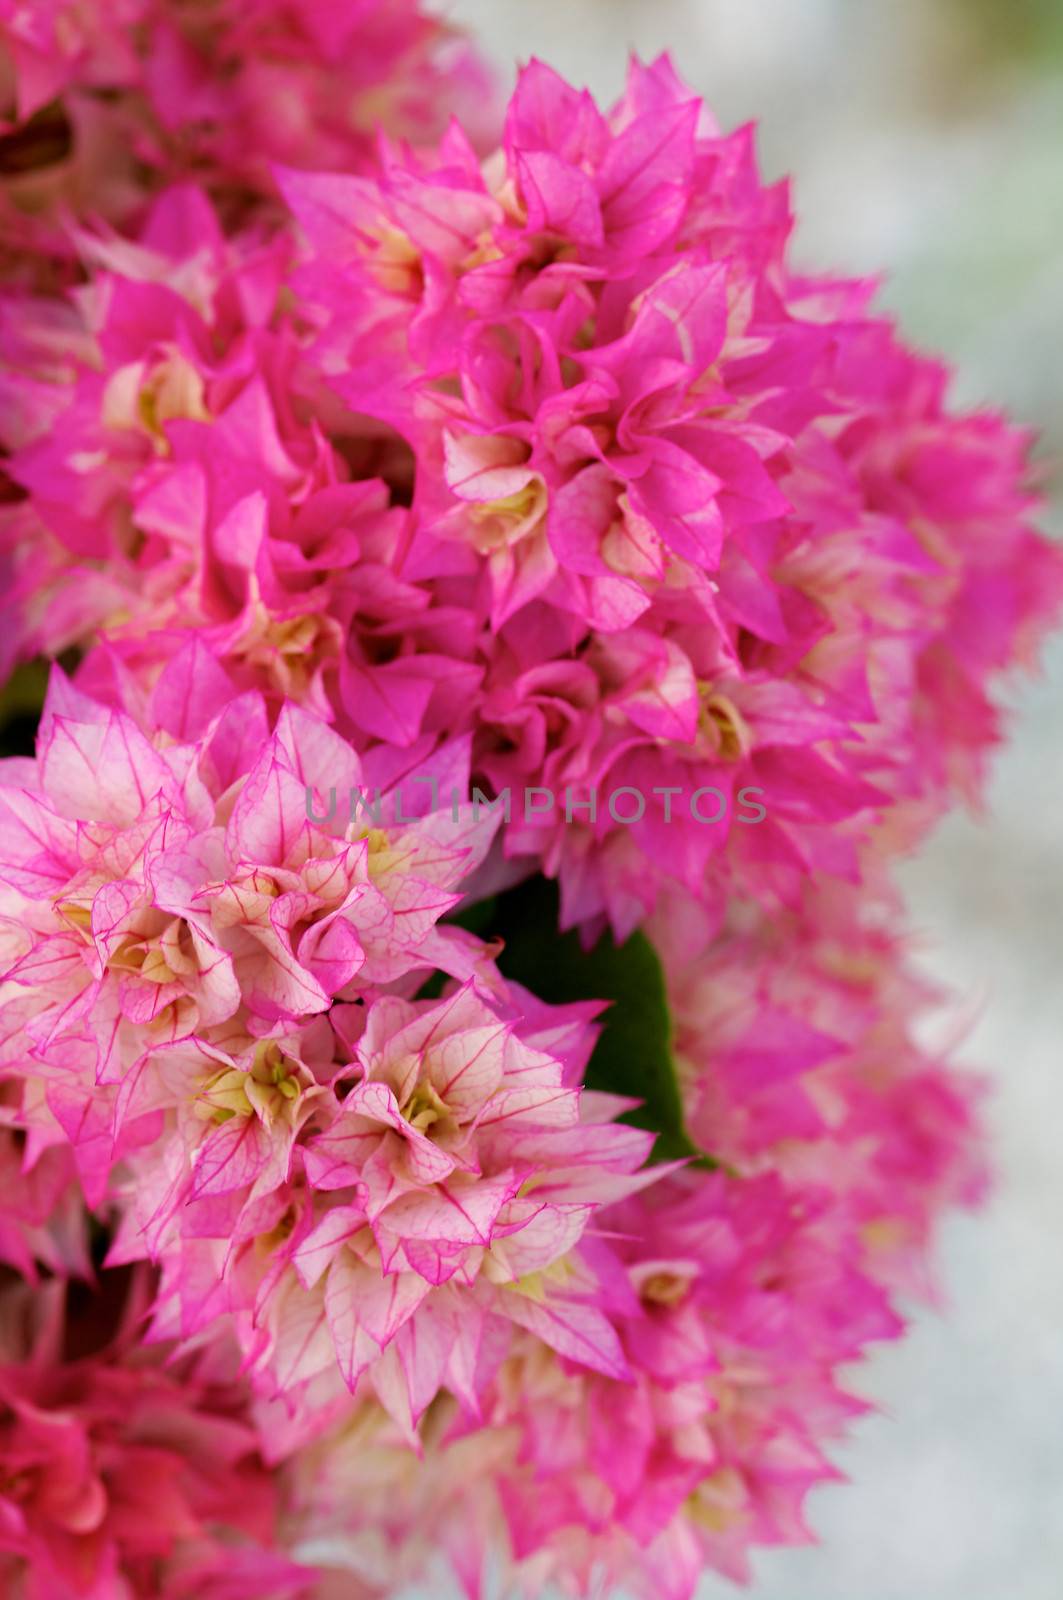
0 651 81 759
448 895 499 939
0 658 50 758
464 875 713 1167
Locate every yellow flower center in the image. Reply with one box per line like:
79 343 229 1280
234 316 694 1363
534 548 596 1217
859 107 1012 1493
640 1270 691 1308
400 1079 449 1135
197 1041 302 1125
685 1467 750 1534
696 690 752 762
469 476 547 553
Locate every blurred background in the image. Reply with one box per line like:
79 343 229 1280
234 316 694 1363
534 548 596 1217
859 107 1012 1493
439 3 1063 1597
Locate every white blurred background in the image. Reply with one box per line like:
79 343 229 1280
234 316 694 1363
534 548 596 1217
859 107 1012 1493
435 4 1063 1596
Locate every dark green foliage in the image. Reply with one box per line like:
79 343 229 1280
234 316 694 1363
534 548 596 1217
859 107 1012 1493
455 875 712 1166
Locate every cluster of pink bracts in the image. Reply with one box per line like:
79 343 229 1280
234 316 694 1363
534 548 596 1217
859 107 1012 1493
0 4 1059 1598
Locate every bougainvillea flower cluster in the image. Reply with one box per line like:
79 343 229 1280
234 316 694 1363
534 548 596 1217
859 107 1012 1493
0 8 1058 1599
0 0 492 291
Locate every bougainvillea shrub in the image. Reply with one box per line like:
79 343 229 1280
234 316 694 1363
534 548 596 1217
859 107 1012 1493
0 10 1058 1599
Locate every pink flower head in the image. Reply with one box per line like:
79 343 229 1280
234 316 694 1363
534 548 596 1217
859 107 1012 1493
474 1168 893 1599
0 1272 303 1600
1 180 486 760
280 1165 904 1600
651 880 987 1298
279 55 1062 934
142 977 656 1445
0 666 498 1203
0 0 494 295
